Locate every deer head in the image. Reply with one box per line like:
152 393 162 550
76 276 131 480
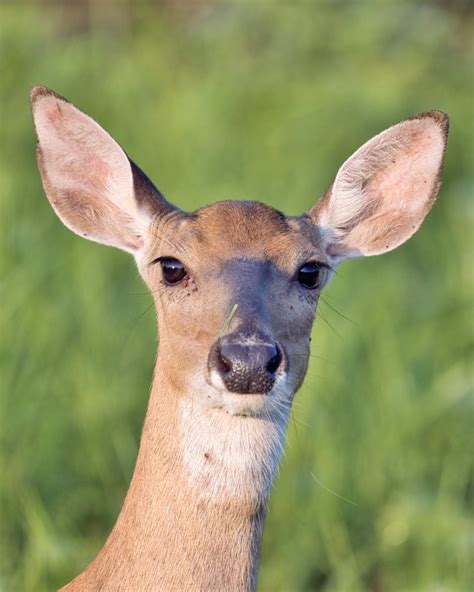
30 86 448 591
31 85 447 415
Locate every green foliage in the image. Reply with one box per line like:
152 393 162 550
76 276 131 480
1 1 472 590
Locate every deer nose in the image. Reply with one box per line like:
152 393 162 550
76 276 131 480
209 339 283 394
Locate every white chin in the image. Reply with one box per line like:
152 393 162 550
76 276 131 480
204 370 290 417
218 393 271 417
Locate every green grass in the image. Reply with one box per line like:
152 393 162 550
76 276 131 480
1 1 473 590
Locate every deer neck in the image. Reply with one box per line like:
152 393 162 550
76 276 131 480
63 350 289 592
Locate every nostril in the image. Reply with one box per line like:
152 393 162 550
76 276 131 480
266 345 282 374
218 349 232 374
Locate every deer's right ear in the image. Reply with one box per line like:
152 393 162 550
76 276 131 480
30 86 175 254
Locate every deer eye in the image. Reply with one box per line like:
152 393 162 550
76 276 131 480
160 257 187 285
297 262 321 289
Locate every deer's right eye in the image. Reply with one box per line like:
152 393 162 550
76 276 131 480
159 257 187 285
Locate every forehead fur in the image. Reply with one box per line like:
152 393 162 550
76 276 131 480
149 200 324 267
195 200 289 236
191 201 310 261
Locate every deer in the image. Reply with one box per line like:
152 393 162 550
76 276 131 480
30 85 448 591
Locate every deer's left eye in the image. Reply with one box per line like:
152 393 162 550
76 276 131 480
297 262 321 289
160 257 187 285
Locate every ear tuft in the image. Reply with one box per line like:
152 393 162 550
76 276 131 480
408 110 449 135
30 85 65 105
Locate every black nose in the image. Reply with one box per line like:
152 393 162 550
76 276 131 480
209 339 283 394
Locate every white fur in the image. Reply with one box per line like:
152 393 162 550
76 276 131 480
318 117 446 262
179 375 292 503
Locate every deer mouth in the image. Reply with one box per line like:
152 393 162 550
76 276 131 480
206 369 291 418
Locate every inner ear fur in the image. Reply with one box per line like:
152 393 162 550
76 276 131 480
308 111 449 262
30 86 174 254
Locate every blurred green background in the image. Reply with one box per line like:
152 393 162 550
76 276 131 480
1 1 473 590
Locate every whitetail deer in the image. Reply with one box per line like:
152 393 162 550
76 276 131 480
30 86 448 591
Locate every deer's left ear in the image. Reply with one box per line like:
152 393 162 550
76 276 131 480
307 111 449 264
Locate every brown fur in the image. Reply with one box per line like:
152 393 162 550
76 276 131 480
62 374 266 591
29 87 448 591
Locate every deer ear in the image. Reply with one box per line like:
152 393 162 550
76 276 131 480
30 86 175 254
308 111 449 264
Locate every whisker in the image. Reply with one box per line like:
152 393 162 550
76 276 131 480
320 295 357 326
273 396 358 507
309 471 357 506
316 309 343 341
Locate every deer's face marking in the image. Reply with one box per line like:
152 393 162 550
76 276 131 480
140 201 331 416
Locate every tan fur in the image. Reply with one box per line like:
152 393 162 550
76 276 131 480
61 373 267 591
29 87 448 591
